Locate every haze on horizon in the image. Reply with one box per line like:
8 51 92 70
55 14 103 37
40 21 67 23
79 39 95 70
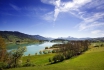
0 0 104 38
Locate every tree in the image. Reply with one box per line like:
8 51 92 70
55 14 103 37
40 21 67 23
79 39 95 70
49 58 52 64
35 53 37 55
39 51 42 54
8 46 26 68
0 36 7 62
45 47 48 49
52 50 56 53
43 50 47 54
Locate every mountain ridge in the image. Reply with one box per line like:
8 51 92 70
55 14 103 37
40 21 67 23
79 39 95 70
0 31 104 42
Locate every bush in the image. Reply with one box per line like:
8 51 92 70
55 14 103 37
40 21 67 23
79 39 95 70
0 62 8 69
23 59 35 67
17 60 22 67
52 54 64 63
39 51 42 54
100 44 103 47
59 54 64 62
48 50 51 53
52 50 56 53
45 47 48 49
28 54 31 56
63 51 71 59
23 62 31 67
94 45 99 47
53 55 57 63
35 53 37 55
49 58 52 63
43 50 47 54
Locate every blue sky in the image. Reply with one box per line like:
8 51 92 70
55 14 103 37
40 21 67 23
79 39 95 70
0 0 104 38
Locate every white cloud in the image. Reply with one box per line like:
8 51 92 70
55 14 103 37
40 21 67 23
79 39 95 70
54 0 61 21
79 22 104 31
96 5 104 10
91 30 101 34
78 13 104 31
91 30 104 37
42 11 54 21
41 0 92 21
54 8 60 21
41 0 104 32
9 4 21 11
41 0 56 5
102 34 104 36
84 0 104 9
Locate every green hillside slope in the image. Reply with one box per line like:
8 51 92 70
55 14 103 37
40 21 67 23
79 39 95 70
8 47 104 70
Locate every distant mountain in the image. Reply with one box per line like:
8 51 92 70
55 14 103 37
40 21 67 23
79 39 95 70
57 36 78 40
0 31 51 42
78 37 91 40
57 36 92 40
0 31 38 42
46 37 54 40
32 35 54 41
32 35 49 40
65 36 78 40
0 31 104 43
57 36 104 42
87 37 104 42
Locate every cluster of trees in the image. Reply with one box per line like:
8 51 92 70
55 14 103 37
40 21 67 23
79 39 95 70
93 41 104 47
50 39 68 43
50 44 62 48
49 40 90 63
0 36 26 69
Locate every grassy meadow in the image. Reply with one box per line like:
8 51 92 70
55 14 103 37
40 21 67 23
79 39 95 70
8 43 104 70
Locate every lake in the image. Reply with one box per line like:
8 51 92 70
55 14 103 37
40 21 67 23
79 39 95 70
7 42 59 55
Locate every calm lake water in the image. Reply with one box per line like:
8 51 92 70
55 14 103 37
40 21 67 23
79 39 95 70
7 42 59 55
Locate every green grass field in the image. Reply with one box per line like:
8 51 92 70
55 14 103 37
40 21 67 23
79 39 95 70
8 46 104 70
22 53 56 65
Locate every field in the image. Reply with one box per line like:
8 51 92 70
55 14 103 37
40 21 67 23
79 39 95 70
8 45 104 70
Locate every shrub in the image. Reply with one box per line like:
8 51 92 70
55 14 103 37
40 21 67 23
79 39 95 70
0 62 8 69
39 51 42 54
52 54 64 63
45 47 48 49
28 54 31 56
23 59 35 67
53 55 57 63
48 50 51 53
59 54 64 62
94 45 99 47
49 58 52 63
43 50 47 54
52 50 56 53
17 60 22 67
35 53 37 55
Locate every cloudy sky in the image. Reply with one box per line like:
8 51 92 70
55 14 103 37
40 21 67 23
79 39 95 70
0 0 104 38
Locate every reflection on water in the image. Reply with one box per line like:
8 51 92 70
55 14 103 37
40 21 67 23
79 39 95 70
7 42 59 55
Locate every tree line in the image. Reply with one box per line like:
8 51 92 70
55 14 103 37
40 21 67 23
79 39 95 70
49 40 90 63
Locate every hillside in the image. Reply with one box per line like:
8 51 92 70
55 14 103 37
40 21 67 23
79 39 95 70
0 31 38 43
8 44 104 70
0 31 51 43
0 31 104 43
33 35 49 41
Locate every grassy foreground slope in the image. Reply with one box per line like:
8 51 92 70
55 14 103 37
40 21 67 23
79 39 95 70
8 47 104 70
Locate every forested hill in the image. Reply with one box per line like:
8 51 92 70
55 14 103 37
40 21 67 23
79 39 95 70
0 31 38 43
